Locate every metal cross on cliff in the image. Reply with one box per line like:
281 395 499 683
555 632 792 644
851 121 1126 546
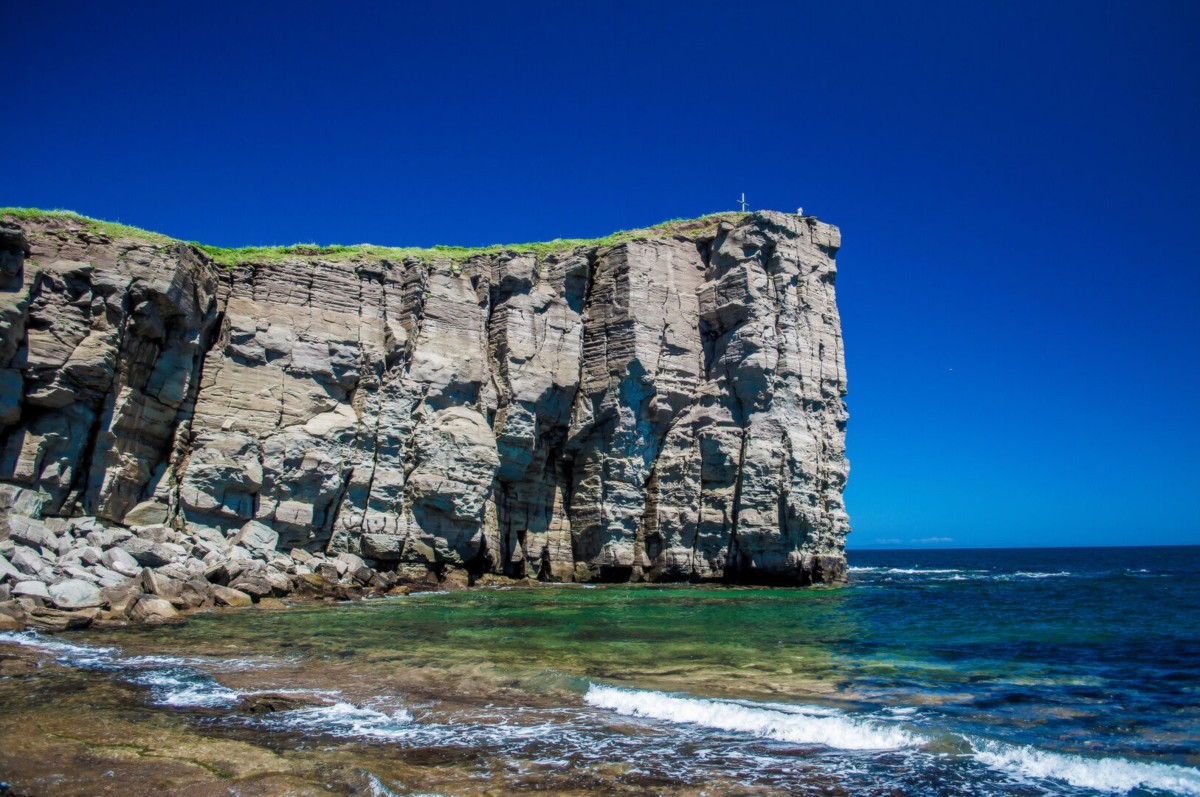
738 193 749 212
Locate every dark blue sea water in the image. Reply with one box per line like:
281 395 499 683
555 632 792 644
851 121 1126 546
4 545 1198 796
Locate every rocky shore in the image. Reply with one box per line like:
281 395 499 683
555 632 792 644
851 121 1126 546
0 501 480 633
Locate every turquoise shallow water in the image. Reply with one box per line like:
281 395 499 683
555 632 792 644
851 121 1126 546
5 545 1199 795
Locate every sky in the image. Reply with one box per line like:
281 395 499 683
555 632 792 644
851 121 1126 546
3 1 1198 549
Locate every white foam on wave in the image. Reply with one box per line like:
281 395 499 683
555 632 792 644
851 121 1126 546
584 684 922 751
0 629 117 666
129 668 240 708
851 567 978 575
970 739 1200 795
266 701 416 740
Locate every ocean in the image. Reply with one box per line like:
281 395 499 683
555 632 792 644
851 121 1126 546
2 545 1198 796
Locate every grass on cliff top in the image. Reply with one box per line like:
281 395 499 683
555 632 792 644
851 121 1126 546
1 207 747 268
1 207 175 244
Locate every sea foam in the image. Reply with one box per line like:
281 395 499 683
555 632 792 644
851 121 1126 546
584 684 921 751
970 739 1200 795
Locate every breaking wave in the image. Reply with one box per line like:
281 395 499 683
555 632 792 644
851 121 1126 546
583 684 922 750
969 739 1200 795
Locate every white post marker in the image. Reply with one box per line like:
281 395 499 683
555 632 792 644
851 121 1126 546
738 193 749 212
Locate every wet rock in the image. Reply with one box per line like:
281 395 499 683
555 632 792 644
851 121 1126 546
210 585 253 607
439 569 471 592
128 594 180 624
235 692 328 713
26 606 100 631
0 613 24 631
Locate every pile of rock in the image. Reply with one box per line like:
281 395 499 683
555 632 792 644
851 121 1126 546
0 514 425 632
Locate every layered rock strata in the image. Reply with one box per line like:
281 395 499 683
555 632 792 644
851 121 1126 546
0 210 850 588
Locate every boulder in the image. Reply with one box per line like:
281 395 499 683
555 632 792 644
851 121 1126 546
48 578 103 609
211 585 253 607
139 568 182 602
77 546 103 566
134 524 171 543
128 594 180 624
122 500 169 526
122 538 175 568
91 564 129 589
26 606 99 631
335 552 366 573
0 613 23 631
10 546 51 578
290 548 314 564
69 517 105 534
0 554 21 582
13 580 50 600
439 569 471 592
102 584 140 616
262 569 291 595
179 579 214 609
228 520 279 554
61 564 100 583
101 547 141 577
7 515 56 550
86 529 118 549
229 575 271 598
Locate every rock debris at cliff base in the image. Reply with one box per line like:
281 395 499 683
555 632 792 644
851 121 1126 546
0 209 850 591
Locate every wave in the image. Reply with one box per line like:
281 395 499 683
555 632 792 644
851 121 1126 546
849 567 975 574
970 738 1200 795
262 701 415 741
584 684 921 751
849 567 1077 582
129 667 241 708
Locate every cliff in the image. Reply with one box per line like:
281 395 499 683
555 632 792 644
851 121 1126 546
0 209 850 586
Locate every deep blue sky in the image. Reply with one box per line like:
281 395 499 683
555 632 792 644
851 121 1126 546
4 1 1198 548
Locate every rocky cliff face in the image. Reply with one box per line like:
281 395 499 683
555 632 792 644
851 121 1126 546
0 211 850 585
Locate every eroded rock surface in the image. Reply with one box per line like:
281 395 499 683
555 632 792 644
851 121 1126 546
0 211 850 586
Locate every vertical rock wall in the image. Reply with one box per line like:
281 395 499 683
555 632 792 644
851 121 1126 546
0 211 850 585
